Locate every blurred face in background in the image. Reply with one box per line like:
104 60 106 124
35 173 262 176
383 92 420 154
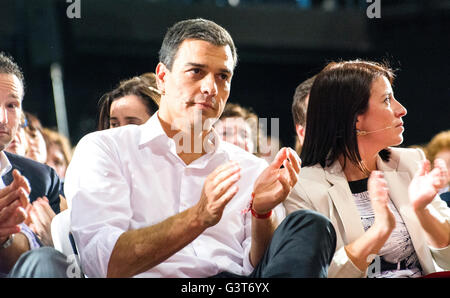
109 95 152 128
46 143 67 179
435 149 450 176
5 125 27 156
26 127 47 163
215 116 255 153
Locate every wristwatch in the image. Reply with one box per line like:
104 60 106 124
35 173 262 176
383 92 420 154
0 234 14 249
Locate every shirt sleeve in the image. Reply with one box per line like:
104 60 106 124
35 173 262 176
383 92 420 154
65 133 132 278
19 223 41 250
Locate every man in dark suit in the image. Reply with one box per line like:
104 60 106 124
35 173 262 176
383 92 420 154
0 52 62 276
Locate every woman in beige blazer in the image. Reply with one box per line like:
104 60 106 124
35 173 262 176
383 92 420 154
284 60 450 278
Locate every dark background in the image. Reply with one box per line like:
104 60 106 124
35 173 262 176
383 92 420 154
0 0 449 149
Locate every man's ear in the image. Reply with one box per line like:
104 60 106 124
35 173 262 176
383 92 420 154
295 124 306 146
155 62 168 94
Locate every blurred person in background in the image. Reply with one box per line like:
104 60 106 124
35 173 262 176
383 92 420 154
426 130 450 206
214 102 258 154
42 128 72 182
426 130 450 195
97 73 160 131
23 112 47 164
291 75 315 155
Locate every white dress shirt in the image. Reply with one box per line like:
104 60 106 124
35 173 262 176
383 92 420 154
65 113 284 278
0 151 12 180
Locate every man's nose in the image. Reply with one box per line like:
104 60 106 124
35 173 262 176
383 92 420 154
200 74 218 96
0 107 8 124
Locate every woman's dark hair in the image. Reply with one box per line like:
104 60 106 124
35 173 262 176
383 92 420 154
97 73 160 130
300 60 395 173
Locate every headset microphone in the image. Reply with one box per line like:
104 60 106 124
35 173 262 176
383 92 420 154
356 125 395 136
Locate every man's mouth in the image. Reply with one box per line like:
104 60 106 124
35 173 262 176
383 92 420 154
192 102 214 109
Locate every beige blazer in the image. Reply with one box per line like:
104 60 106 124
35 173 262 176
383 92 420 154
284 147 450 277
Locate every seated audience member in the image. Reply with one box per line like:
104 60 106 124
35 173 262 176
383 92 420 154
291 75 315 155
97 73 160 130
5 112 28 156
42 128 72 182
65 18 336 278
214 103 258 154
284 60 450 278
9 115 67 245
23 112 47 164
426 130 450 195
0 52 68 277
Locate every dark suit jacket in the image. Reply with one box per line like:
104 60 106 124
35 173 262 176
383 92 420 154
441 191 450 207
3 151 61 214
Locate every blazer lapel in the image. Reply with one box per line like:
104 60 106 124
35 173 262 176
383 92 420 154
325 162 365 244
379 155 436 274
2 151 23 187
2 169 13 186
2 159 23 187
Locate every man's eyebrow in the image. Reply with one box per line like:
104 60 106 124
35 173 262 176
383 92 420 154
185 62 206 68
8 93 20 100
185 62 232 75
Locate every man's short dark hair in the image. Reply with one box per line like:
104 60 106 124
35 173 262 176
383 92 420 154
291 75 315 127
159 18 238 71
0 52 25 94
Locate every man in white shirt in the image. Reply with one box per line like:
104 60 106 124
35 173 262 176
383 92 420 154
66 18 336 278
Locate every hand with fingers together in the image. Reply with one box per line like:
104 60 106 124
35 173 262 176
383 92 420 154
368 171 396 232
28 197 56 246
409 158 450 212
343 171 396 272
0 169 31 245
194 161 241 227
252 147 301 215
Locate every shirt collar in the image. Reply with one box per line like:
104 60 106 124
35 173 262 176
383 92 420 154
139 112 168 146
0 151 12 178
138 112 229 165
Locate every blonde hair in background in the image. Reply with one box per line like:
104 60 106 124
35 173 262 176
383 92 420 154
426 130 450 163
41 128 73 166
